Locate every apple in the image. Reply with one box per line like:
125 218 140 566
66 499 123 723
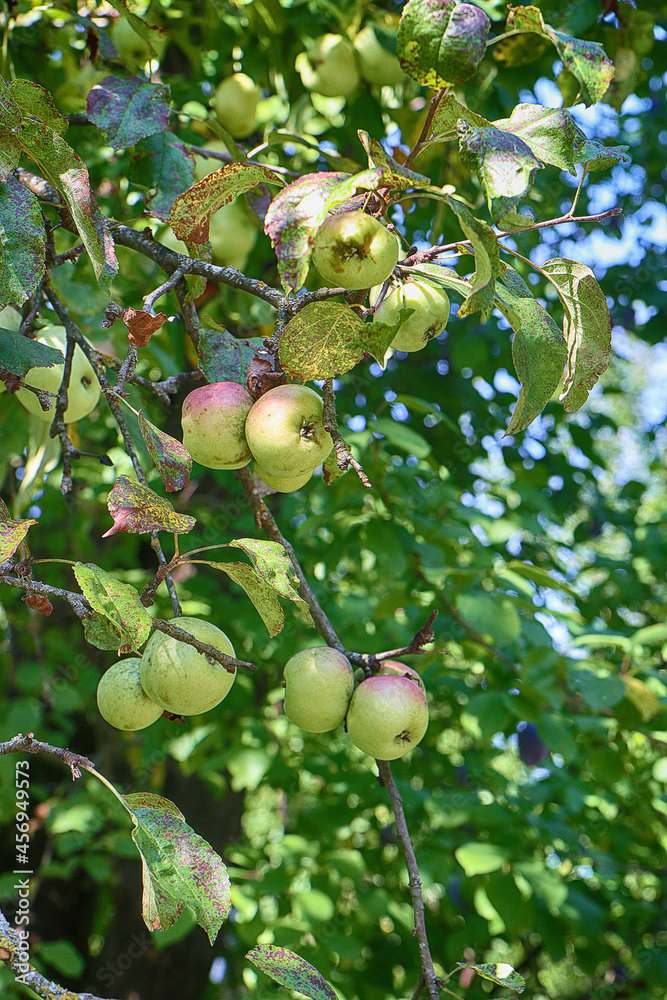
212 73 260 139
245 384 333 478
346 674 428 760
140 617 236 716
253 462 313 493
353 26 405 87
97 657 163 732
373 279 450 352
312 211 399 290
181 381 253 470
283 646 354 732
295 34 360 99
376 659 426 694
111 17 164 69
15 326 101 423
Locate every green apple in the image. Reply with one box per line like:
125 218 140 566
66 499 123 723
182 381 253 469
111 17 164 69
376 659 426 694
140 617 236 716
212 73 260 139
346 674 428 760
15 326 101 423
373 279 450 352
193 139 230 182
245 384 333 478
312 211 399 290
97 657 163 732
295 34 360 99
353 25 405 87
253 462 313 493
283 646 354 732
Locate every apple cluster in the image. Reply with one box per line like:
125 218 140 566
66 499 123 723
283 647 428 761
96 617 236 730
181 382 333 493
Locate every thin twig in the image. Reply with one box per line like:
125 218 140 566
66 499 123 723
347 611 439 669
404 88 448 169
441 597 516 670
0 572 90 619
143 264 188 313
322 380 372 488
114 345 139 397
152 619 256 673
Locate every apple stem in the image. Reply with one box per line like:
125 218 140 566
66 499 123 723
322 380 372 487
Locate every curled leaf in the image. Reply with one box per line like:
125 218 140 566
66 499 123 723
104 475 196 536
138 411 192 492
124 309 168 347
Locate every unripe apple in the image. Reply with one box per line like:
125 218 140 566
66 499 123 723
253 462 313 493
373 280 450 352
295 34 360 99
312 211 399 290
97 657 164 731
376 659 426 694
15 326 101 423
212 73 260 139
181 381 253 470
353 26 405 87
111 17 165 69
283 646 354 732
140 617 236 716
245 384 333 478
346 674 428 760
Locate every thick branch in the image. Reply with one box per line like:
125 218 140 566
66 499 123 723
0 733 94 777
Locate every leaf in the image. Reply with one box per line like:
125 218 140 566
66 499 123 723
457 963 525 994
103 475 196 536
73 562 152 653
138 411 192 493
86 76 171 151
357 131 435 191
205 562 285 637
229 538 314 626
445 199 501 319
492 104 579 173
197 327 265 385
82 611 128 651
0 516 36 563
124 792 231 944
499 6 613 106
494 278 567 435
170 163 281 244
280 302 374 380
455 842 508 877
9 79 68 136
430 94 491 136
501 559 578 598
0 330 64 377
246 945 337 1000
105 0 166 50
128 132 196 220
264 172 350 295
569 668 625 712
573 137 630 173
397 0 491 86
458 121 543 224
0 176 46 309
541 258 611 412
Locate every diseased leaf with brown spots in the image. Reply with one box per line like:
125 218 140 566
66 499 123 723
123 308 168 347
457 962 525 994
86 77 171 151
123 792 231 943
104 475 196 536
170 162 281 244
73 562 152 653
398 0 490 87
246 945 337 1000
138 411 192 492
0 516 36 563
0 176 46 310
200 561 285 636
229 538 314 626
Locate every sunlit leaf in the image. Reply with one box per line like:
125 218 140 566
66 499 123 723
103 475 196 536
398 0 491 86
458 122 543 224
280 302 377 380
446 199 502 319
0 515 36 563
457 962 525 994
73 562 152 653
229 538 314 626
492 104 579 173
202 561 285 637
455 842 508 876
171 162 281 244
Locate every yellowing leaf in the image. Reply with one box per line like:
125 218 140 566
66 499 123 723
104 475 196 536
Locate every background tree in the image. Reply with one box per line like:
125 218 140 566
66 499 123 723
0 3 666 1000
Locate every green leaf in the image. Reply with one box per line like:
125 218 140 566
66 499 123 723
372 418 431 459
458 121 543 224
73 562 152 653
197 327 265 385
246 945 337 1000
229 538 314 626
455 842 508 877
494 276 567 435
38 940 86 979
124 792 231 944
357 131 445 196
105 1 166 50
203 561 285 637
138 411 192 493
573 137 631 173
279 302 386 380
0 514 36 563
129 132 195 220
9 79 68 136
541 258 611 413
569 667 626 712
457 962 524 994
85 76 171 151
171 162 281 244
456 592 521 645
264 171 350 295
500 559 578 598
397 0 491 86
103 475 196 536
492 104 579 173
0 176 46 309
445 199 501 319
499 6 614 106
430 94 491 136
0 329 64 377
